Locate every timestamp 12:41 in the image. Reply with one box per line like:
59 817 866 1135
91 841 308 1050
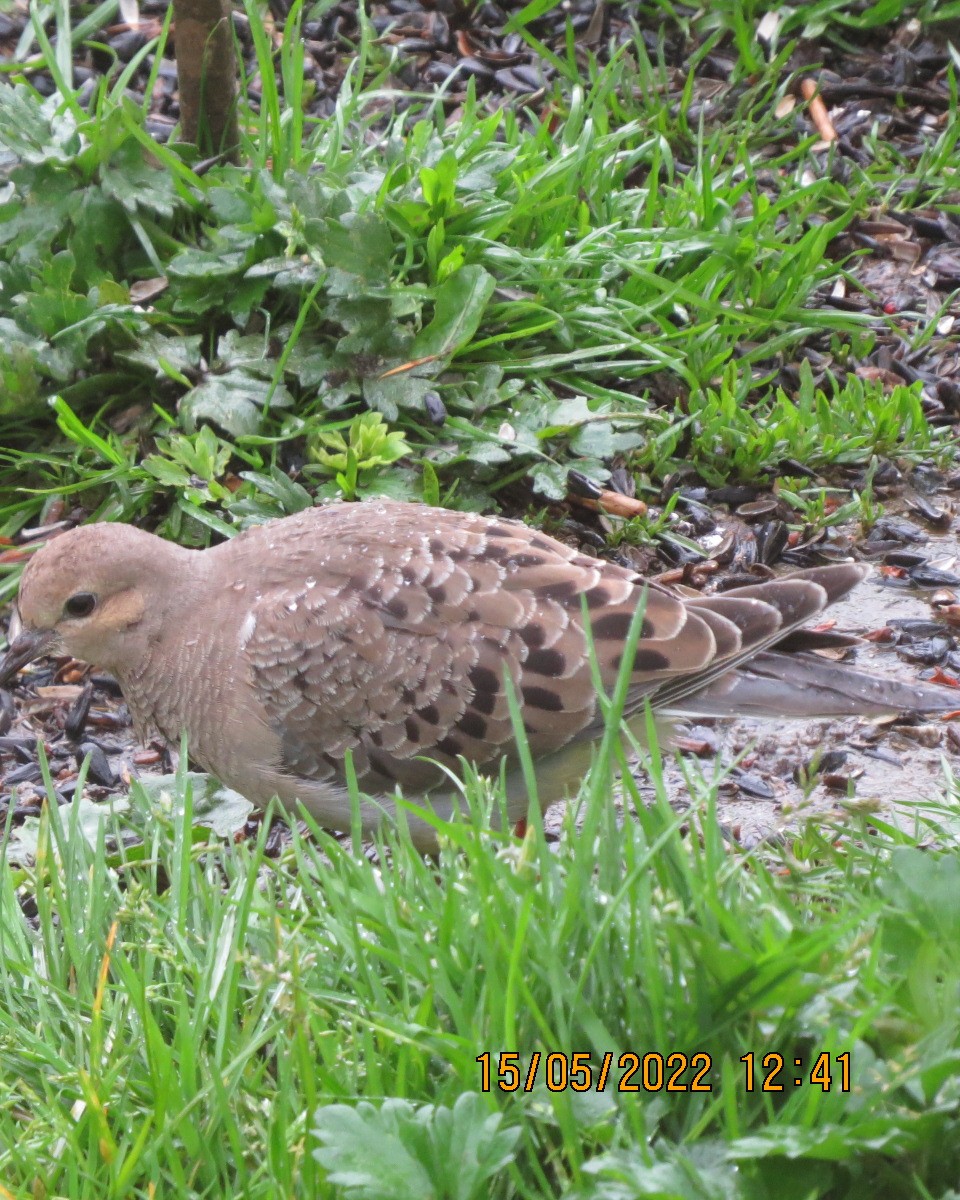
742 1051 850 1091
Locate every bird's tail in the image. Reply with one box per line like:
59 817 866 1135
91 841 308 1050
666 649 960 720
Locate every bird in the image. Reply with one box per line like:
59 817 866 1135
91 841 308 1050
2 499 957 848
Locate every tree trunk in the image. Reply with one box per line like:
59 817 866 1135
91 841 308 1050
172 0 240 162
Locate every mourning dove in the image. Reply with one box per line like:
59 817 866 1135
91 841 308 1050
2 500 957 847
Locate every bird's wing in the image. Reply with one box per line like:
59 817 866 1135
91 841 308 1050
238 503 877 794
238 505 717 794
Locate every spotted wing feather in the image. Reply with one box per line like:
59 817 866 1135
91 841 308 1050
240 502 718 793
239 507 896 792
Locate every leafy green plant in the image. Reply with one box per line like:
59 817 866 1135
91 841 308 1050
2 9 941 529
777 472 883 535
648 360 953 485
602 492 704 558
307 411 411 500
142 426 234 499
313 1094 521 1200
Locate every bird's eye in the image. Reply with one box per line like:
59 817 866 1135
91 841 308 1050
63 593 97 619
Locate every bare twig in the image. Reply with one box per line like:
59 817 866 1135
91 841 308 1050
801 78 838 143
570 491 647 519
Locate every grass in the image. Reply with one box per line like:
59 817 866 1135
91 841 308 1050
1 0 960 1196
4 727 960 1199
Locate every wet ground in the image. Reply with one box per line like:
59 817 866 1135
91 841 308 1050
668 574 959 848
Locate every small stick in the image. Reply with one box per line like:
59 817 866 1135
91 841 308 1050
571 492 647 519
801 78 838 142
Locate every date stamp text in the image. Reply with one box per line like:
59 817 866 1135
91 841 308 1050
476 1051 851 1093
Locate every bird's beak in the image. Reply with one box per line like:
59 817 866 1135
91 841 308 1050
0 627 56 687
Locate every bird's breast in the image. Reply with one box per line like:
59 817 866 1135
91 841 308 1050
121 617 281 786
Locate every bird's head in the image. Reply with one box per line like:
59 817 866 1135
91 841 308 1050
1 523 186 682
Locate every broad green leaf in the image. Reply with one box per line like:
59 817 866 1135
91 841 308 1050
180 373 292 437
411 266 496 360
